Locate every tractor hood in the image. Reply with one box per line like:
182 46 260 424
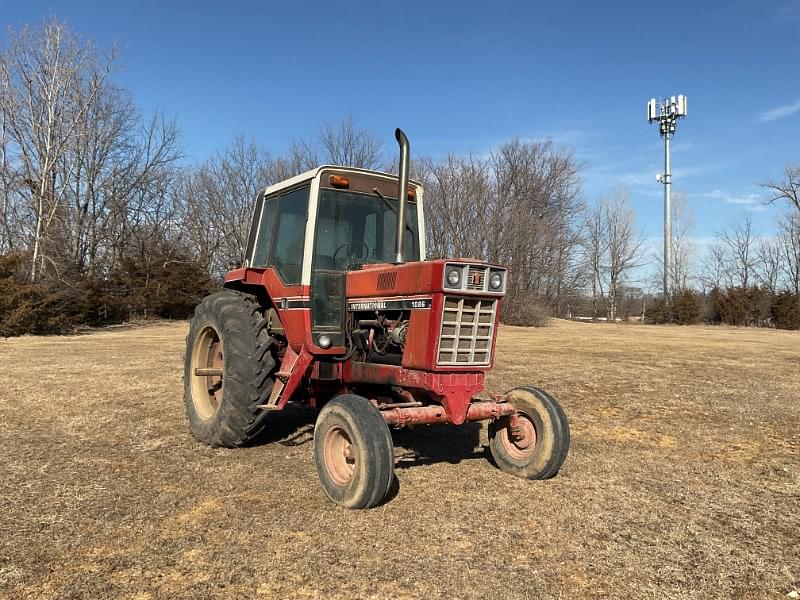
346 259 508 300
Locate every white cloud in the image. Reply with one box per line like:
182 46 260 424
703 189 768 212
609 165 711 188
703 189 761 205
776 0 800 21
619 171 653 186
759 99 800 122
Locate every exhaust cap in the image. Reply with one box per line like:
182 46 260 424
394 128 410 264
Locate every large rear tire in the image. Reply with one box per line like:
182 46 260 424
314 394 395 509
488 386 570 480
184 290 277 447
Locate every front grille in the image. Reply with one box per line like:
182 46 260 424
466 265 487 291
437 296 497 365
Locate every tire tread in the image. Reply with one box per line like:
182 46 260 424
184 289 277 447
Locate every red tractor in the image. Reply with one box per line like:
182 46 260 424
184 129 570 508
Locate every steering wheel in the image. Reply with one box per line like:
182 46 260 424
332 241 369 267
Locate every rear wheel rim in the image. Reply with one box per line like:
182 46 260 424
498 413 537 460
190 325 224 420
323 426 356 486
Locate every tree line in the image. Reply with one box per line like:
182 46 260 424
1 20 798 335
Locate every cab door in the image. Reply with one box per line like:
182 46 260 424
309 189 351 349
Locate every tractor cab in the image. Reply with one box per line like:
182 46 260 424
245 167 424 281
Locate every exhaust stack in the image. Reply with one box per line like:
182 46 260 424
394 128 410 264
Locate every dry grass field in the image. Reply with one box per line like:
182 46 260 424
0 319 798 599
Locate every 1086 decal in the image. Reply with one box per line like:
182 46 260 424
347 298 432 311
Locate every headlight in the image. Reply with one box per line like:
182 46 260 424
489 272 503 290
317 334 332 348
446 267 461 287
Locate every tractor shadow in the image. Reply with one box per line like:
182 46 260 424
391 422 487 470
245 405 485 506
249 405 488 470
248 403 317 447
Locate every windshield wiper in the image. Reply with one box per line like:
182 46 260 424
373 187 412 229
372 187 396 213
372 187 415 242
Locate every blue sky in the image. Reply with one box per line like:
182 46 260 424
3 0 799 279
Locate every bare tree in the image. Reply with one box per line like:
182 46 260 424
57 91 180 280
700 239 728 292
182 135 291 277
286 138 318 174
584 203 607 319
763 165 800 213
583 187 645 320
0 19 115 281
646 191 694 294
489 139 584 317
0 17 185 292
419 153 491 260
603 187 645 320
764 167 800 296
777 212 800 295
754 237 782 292
719 213 756 288
319 116 383 169
0 107 17 252
419 138 584 321
289 116 384 173
669 191 694 291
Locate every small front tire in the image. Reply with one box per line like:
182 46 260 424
488 386 570 480
314 394 394 509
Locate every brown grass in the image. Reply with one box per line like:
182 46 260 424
0 320 798 599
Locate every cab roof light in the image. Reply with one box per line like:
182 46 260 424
329 175 350 188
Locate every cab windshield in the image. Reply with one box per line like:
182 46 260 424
313 188 420 271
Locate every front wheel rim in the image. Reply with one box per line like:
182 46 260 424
190 325 224 420
323 426 356 486
498 414 537 460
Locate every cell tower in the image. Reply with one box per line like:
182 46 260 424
648 94 687 301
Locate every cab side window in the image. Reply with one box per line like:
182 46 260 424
251 199 277 267
270 186 309 284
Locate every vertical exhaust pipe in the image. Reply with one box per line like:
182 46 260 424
394 128 410 264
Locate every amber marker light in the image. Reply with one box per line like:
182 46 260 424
329 175 350 188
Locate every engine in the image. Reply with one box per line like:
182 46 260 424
348 309 410 365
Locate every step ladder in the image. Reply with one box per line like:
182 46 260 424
258 345 313 411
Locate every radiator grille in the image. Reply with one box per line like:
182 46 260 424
437 296 497 365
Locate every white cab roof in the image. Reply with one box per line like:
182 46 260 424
262 165 422 197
